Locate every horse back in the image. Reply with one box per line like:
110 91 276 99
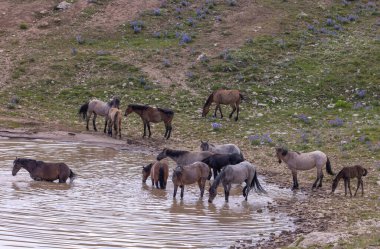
89 100 109 116
215 89 241 105
36 162 69 181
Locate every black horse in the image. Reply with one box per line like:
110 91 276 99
202 153 244 180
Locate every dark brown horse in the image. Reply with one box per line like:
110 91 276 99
332 165 368 197
142 161 169 189
79 97 120 132
125 104 174 139
202 89 243 121
107 107 122 138
12 158 76 183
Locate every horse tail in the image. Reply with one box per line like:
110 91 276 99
203 91 215 109
362 168 368 177
69 170 76 183
326 157 334 175
250 170 267 194
159 166 165 189
79 102 89 120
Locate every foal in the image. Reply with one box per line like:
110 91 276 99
332 165 367 197
107 108 122 138
142 161 169 189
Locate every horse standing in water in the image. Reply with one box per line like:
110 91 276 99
142 161 169 189
79 97 120 133
107 107 122 139
12 158 76 183
172 162 209 199
202 89 243 121
156 148 213 166
202 153 244 180
125 104 174 139
275 147 334 190
332 165 367 197
208 161 266 203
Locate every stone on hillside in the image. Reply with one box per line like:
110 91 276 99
293 232 351 248
55 1 72 10
37 21 49 28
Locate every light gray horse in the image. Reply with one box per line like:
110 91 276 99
172 162 209 199
78 97 120 132
276 147 334 190
200 141 244 159
208 161 266 203
156 148 214 166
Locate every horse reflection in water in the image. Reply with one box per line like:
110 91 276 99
12 158 76 183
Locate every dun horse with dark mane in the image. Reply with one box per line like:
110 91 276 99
332 165 367 197
125 104 174 139
12 158 76 183
107 107 122 138
79 97 120 132
202 89 243 121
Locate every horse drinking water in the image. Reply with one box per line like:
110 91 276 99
332 165 367 197
124 104 174 139
172 162 209 199
275 147 334 190
208 161 266 203
79 97 120 132
142 161 169 189
12 158 76 183
202 89 243 121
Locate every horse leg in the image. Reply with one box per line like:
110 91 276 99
180 185 185 199
213 168 218 179
86 112 91 130
198 179 204 198
143 122 147 138
218 105 223 118
223 184 229 202
147 122 152 138
312 168 322 189
245 184 250 201
155 181 159 189
235 103 240 121
104 116 108 133
164 124 169 139
229 104 236 119
318 172 324 188
173 185 178 198
348 179 352 197
354 177 361 196
92 113 98 131
361 179 364 196
207 168 212 180
167 125 172 139
344 179 348 196
213 105 218 118
291 170 299 190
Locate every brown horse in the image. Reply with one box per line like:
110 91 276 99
142 161 169 189
107 107 122 138
12 158 76 183
332 165 368 197
172 162 209 199
125 104 174 139
79 97 120 132
202 89 243 121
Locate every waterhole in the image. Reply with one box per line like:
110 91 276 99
0 138 294 248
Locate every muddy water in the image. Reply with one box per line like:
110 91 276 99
0 138 294 248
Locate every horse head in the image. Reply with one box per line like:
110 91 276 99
208 185 217 203
275 147 288 163
124 105 133 117
12 158 23 176
200 140 209 151
201 106 210 117
142 163 153 183
156 148 168 161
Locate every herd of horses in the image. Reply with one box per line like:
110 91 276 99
11 89 369 204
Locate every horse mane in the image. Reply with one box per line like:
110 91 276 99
108 97 120 108
128 104 150 111
203 91 215 109
165 149 189 157
157 107 174 115
15 158 36 165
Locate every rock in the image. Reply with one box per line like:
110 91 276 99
293 232 351 248
53 18 62 24
55 1 72 10
37 21 49 28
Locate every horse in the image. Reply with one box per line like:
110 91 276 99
142 161 169 189
156 148 214 166
275 147 334 191
202 89 243 121
200 140 244 159
332 165 367 197
107 107 122 138
201 153 244 180
124 104 174 139
79 97 120 132
12 158 76 183
172 162 209 199
208 161 266 203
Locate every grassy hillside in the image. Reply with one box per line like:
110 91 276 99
0 0 379 247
